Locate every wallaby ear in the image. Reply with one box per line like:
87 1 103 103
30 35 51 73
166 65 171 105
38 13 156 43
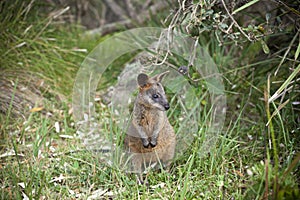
137 73 149 87
153 71 169 82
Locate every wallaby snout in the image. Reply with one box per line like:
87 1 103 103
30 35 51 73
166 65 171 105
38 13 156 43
163 103 170 110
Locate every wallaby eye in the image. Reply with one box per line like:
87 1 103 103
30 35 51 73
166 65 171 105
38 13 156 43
152 94 159 98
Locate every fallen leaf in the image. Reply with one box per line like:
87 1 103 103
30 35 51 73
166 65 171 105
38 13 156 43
55 122 60 133
0 150 24 158
87 188 108 200
59 135 74 139
29 107 44 112
18 182 25 189
233 170 244 177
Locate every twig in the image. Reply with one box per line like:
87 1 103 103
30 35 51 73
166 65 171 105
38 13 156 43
125 0 137 20
136 1 167 26
273 0 300 16
86 19 132 36
89 3 103 27
188 37 198 67
103 0 127 20
142 0 152 11
100 3 107 26
221 0 254 42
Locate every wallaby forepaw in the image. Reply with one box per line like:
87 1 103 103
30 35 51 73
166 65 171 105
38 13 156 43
141 138 150 148
150 140 157 147
143 143 150 148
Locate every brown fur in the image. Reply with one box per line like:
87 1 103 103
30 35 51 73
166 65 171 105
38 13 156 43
124 71 176 176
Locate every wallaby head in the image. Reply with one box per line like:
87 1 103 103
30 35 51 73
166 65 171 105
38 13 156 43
137 71 170 111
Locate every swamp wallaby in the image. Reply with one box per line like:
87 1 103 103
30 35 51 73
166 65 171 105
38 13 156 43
124 71 176 179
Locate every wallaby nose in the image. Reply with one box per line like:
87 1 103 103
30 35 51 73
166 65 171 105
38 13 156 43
164 103 170 110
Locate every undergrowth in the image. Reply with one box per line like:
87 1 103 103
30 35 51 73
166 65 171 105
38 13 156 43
0 0 299 199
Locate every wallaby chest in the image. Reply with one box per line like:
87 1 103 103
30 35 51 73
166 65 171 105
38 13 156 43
136 105 165 135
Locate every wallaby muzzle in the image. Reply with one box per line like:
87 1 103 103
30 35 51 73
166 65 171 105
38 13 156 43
164 103 170 110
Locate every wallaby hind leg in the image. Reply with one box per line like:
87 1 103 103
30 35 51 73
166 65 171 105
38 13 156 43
131 154 146 184
162 140 176 171
135 173 149 185
131 154 142 173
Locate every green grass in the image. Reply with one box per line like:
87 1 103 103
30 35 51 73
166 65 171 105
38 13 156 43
1 0 299 199
4 103 295 199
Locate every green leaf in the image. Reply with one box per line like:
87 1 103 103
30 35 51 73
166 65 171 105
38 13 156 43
260 39 270 54
232 0 260 15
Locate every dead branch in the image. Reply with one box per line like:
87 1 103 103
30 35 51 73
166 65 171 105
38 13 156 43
85 1 168 36
103 0 128 20
125 0 137 20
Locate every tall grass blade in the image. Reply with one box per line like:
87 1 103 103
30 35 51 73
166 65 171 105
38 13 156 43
266 99 289 126
275 31 299 75
269 64 300 103
232 0 260 15
265 75 279 198
281 153 300 181
295 38 300 60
